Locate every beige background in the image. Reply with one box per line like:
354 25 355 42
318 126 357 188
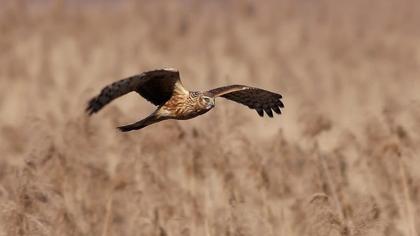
0 0 420 235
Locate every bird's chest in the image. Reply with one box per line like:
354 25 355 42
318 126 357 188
160 95 204 119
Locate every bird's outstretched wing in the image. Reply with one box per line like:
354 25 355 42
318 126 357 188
208 85 284 117
86 68 187 115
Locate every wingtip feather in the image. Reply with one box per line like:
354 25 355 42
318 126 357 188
272 106 281 114
86 98 100 116
256 109 264 117
278 100 284 108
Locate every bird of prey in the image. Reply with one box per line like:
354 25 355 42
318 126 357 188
86 68 284 132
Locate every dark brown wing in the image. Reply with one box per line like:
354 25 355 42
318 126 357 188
86 68 186 115
208 85 284 117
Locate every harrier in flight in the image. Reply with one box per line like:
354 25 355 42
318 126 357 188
86 68 284 132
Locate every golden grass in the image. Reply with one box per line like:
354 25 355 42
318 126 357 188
1 0 420 235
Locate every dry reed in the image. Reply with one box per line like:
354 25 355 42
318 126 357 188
1 0 420 235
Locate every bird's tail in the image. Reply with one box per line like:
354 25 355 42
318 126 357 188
117 115 163 132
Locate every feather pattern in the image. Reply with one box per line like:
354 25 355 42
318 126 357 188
208 85 283 117
86 68 183 115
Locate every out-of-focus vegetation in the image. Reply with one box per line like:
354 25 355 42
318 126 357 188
1 0 420 235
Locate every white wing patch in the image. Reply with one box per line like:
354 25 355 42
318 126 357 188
173 80 189 96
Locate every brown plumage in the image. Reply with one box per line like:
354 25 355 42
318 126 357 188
86 68 284 132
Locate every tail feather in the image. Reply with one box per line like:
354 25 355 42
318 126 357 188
117 115 162 132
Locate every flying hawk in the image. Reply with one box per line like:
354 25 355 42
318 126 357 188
86 68 284 132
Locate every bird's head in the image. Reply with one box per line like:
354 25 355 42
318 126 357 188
199 95 215 110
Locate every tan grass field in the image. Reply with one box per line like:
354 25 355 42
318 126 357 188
1 0 420 235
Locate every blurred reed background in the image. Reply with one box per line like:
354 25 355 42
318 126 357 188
0 0 420 235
